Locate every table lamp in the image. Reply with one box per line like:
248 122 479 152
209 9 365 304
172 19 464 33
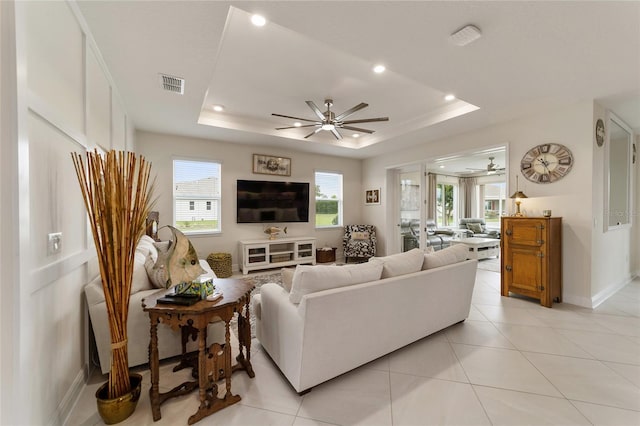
510 175 528 217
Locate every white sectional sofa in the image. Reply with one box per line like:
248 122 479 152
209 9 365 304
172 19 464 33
85 235 225 374
253 246 477 393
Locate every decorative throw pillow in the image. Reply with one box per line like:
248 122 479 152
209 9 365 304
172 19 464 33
281 267 294 292
370 248 425 278
131 250 153 294
351 231 370 240
145 252 168 288
467 223 484 233
289 261 383 304
422 244 470 270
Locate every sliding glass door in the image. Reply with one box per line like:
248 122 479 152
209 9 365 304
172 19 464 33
398 168 422 252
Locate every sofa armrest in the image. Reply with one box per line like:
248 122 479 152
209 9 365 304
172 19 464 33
84 275 105 306
257 283 305 388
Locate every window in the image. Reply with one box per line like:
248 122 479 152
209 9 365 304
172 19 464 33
482 182 506 224
315 171 343 227
436 182 458 226
173 159 221 234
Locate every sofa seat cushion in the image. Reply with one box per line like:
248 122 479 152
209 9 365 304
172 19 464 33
370 248 424 278
423 244 469 269
289 262 383 304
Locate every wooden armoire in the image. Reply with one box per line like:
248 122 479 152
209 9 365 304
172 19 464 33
500 217 562 308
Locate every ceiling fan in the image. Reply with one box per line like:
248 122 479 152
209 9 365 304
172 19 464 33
466 157 505 174
272 99 389 140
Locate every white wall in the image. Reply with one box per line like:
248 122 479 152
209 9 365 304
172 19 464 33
136 131 363 269
1 1 133 424
363 101 633 308
590 104 637 305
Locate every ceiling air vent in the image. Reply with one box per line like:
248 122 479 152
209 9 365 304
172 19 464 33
159 73 184 94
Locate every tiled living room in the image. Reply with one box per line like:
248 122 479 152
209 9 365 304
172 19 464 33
1 2 639 426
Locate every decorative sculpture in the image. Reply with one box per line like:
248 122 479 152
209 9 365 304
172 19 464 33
264 226 287 240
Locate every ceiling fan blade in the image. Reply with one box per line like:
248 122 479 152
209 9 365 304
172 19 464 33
304 128 323 139
330 128 343 140
334 102 368 121
275 124 319 130
341 117 389 124
341 125 375 134
271 113 319 123
305 101 326 121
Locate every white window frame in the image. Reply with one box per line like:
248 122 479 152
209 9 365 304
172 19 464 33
315 171 343 228
173 158 222 235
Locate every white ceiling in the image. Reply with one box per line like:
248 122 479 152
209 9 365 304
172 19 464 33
77 1 640 161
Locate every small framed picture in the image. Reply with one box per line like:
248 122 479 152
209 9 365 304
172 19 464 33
252 154 291 176
365 188 380 205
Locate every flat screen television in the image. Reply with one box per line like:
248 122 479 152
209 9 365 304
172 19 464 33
236 179 309 223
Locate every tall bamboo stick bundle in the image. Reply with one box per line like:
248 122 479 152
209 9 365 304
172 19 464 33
72 150 154 399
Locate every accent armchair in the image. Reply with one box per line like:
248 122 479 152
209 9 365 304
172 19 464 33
343 224 377 263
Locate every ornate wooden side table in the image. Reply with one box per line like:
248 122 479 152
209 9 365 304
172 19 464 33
142 278 255 424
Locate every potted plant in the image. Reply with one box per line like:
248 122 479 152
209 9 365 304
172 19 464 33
72 150 154 424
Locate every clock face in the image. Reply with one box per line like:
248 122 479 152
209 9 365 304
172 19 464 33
521 143 573 184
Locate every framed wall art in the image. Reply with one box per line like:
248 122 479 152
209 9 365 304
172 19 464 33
365 188 381 205
252 154 291 176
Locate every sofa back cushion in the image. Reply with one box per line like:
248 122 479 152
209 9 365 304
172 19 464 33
281 267 295 292
423 244 469 269
289 261 383 304
370 248 425 278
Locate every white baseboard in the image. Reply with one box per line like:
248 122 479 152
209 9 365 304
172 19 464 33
591 275 635 309
52 367 87 426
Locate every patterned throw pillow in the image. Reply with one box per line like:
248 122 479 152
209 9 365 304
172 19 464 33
467 223 484 233
351 231 370 240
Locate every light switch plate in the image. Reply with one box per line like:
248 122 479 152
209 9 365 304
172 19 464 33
48 232 62 255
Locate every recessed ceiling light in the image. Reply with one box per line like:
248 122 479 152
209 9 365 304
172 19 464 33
439 165 446 169
450 24 482 46
373 64 386 74
294 122 302 127
251 14 266 27
444 94 456 101
212 105 224 112
352 134 360 138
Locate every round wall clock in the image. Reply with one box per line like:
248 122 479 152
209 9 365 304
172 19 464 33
595 119 605 147
520 143 574 184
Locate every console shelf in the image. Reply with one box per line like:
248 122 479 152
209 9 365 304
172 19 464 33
239 237 316 275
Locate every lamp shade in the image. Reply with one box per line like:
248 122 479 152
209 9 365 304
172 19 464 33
510 191 528 199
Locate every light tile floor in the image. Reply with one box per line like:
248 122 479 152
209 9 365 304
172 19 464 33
66 271 640 425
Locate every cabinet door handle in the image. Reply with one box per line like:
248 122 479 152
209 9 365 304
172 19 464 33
537 239 544 245
505 265 512 272
505 230 512 236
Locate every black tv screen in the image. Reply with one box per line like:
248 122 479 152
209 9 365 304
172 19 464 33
237 180 310 223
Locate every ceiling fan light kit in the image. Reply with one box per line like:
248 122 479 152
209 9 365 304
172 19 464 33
273 98 389 140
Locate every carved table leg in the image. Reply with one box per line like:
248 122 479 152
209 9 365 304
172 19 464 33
235 300 255 378
187 318 240 425
149 315 161 421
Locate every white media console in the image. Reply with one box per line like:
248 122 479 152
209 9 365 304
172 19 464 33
239 237 316 275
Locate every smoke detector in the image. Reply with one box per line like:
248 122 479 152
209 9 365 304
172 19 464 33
158 73 185 94
450 25 482 46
